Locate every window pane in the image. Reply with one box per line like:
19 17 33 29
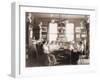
65 23 74 41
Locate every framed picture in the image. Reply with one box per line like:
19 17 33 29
76 33 80 38
11 2 96 78
42 27 47 32
81 34 87 38
75 27 81 33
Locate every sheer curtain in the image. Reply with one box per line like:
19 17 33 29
48 22 57 43
65 23 74 42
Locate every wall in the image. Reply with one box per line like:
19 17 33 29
0 0 100 80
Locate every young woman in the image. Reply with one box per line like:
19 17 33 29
43 41 57 66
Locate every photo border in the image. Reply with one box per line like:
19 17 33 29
11 2 96 78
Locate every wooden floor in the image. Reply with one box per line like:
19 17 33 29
26 54 89 67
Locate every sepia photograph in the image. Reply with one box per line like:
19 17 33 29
11 1 97 77
25 12 90 67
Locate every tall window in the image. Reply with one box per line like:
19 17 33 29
48 19 57 43
65 21 74 42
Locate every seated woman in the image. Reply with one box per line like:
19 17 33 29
77 41 84 55
69 41 80 64
43 41 57 66
76 41 85 64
